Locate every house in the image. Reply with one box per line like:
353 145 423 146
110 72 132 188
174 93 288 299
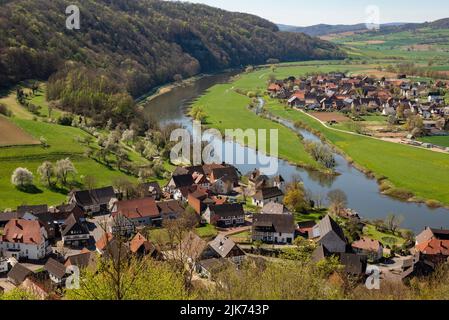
261 202 290 215
44 258 68 286
0 257 9 273
311 215 347 253
111 197 161 229
7 263 33 286
415 227 449 267
182 233 245 276
60 214 90 247
252 214 296 244
207 234 246 265
95 233 129 261
137 182 163 200
157 200 185 221
312 245 367 276
54 203 86 223
166 174 195 197
129 233 162 259
203 204 245 228
252 187 284 207
187 186 211 214
17 205 48 216
69 186 116 215
65 250 97 271
273 175 285 191
0 211 23 228
196 258 232 279
351 237 383 262
95 233 114 255
0 219 52 260
210 167 240 195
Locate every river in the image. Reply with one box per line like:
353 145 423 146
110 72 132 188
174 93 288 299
143 71 449 233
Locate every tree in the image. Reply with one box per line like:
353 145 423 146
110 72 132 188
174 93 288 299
327 189 348 216
385 214 404 235
283 180 308 213
55 158 77 186
83 175 97 191
121 129 135 145
37 161 54 186
405 115 424 136
11 168 34 188
189 105 207 123
173 74 183 83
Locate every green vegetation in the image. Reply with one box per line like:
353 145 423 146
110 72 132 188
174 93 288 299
0 0 343 98
195 224 219 238
363 224 405 247
418 136 449 148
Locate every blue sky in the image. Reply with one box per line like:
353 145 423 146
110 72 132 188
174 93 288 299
181 0 449 26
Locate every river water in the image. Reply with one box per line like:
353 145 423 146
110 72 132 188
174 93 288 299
143 72 449 233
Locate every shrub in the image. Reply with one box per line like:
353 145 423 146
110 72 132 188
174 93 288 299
0 103 12 117
58 114 74 126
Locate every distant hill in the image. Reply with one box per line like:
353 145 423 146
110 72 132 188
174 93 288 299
278 22 410 37
0 0 345 97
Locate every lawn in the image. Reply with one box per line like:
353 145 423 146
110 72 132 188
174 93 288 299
418 136 449 148
363 224 405 247
195 224 218 238
265 103 449 205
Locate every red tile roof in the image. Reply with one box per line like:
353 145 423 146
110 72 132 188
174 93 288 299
96 232 114 251
416 239 449 256
112 197 159 219
3 219 45 245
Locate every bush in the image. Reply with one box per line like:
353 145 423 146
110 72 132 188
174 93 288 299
58 114 74 126
0 103 12 117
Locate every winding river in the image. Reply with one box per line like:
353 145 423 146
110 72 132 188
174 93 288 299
143 72 449 233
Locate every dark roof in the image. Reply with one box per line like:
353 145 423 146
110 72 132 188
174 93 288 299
44 258 67 279
430 228 449 240
0 211 23 222
339 253 367 275
253 214 295 234
138 182 162 198
7 263 33 285
209 203 244 218
208 234 243 258
56 203 85 219
212 167 239 183
71 186 115 207
171 174 194 188
311 244 331 262
157 200 185 215
253 187 284 201
61 214 89 237
314 215 346 242
65 251 97 270
17 205 48 215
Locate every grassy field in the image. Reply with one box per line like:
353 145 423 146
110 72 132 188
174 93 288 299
418 136 449 148
363 224 405 247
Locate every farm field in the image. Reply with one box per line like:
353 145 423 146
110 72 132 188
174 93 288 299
309 112 350 123
0 116 39 146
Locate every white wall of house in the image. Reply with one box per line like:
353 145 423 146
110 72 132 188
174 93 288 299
0 240 50 261
252 231 294 244
252 195 284 208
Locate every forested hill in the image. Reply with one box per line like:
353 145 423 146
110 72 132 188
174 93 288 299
0 0 345 97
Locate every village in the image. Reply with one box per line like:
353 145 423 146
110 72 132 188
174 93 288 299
0 158 447 298
268 72 449 152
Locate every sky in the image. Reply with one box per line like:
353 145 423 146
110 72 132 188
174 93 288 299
180 0 449 26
